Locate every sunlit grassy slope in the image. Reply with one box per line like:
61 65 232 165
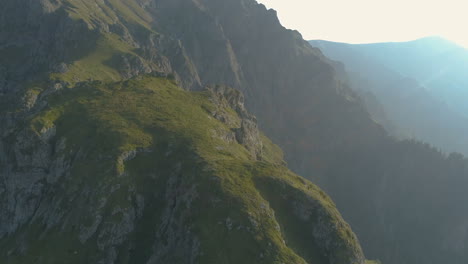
0 76 365 263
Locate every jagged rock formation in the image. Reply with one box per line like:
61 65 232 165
208 85 263 159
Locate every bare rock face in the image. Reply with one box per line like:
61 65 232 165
208 85 263 158
115 54 153 79
0 67 6 95
0 126 61 238
234 119 263 158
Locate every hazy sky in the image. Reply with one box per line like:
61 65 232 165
257 0 468 47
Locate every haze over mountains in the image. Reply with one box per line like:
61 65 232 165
339 37 468 117
1 1 468 264
310 37 468 156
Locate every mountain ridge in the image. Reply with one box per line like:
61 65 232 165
310 36 465 47
310 37 468 118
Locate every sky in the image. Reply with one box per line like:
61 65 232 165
257 0 468 47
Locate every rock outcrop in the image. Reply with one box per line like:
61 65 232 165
208 85 263 159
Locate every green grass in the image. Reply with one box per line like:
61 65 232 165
63 0 153 30
48 0 161 85
49 33 138 84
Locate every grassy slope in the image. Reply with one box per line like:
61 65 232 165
50 33 135 84
50 0 158 85
64 0 153 29
1 76 361 263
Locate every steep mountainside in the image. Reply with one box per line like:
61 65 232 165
2 1 468 264
0 0 370 263
153 6 468 264
147 2 468 263
310 39 468 156
305 39 468 263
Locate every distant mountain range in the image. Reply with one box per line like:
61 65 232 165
349 37 468 117
310 37 468 156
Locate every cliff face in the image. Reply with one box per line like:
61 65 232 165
0 0 367 263
142 0 386 183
